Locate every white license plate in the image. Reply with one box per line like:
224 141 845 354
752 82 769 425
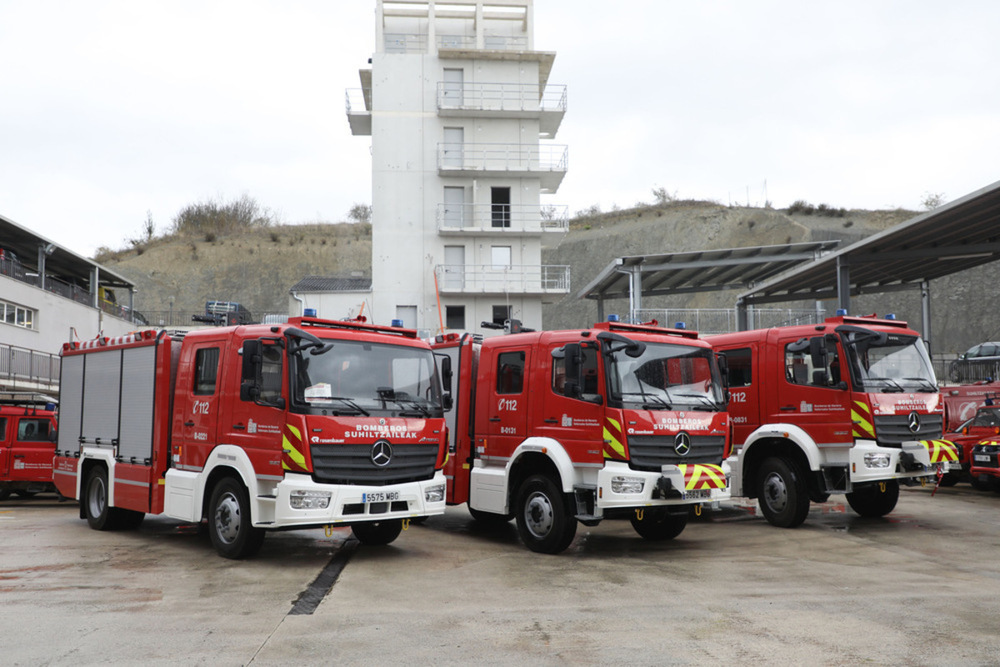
362 491 400 503
683 489 712 500
974 455 992 463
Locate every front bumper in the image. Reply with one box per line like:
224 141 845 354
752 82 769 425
596 460 731 511
849 440 958 485
267 470 448 528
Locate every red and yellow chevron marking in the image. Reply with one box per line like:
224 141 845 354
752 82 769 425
603 417 627 460
918 439 959 464
678 464 727 490
852 400 876 439
282 423 310 472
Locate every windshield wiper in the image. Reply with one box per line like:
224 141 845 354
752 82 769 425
903 377 939 393
377 388 432 416
620 391 672 410
325 396 370 416
869 377 904 393
675 393 723 410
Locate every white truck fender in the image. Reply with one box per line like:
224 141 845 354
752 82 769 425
507 436 579 494
739 423 824 472
187 444 261 521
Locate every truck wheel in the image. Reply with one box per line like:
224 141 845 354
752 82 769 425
208 477 265 559
630 507 688 541
514 474 577 554
757 457 810 528
846 480 899 517
970 474 995 492
84 467 116 530
351 520 403 546
0 488 10 501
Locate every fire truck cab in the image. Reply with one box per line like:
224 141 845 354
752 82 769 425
0 393 58 500
435 320 731 554
711 314 958 527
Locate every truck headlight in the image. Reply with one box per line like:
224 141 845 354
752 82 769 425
864 453 891 469
290 489 331 509
425 484 446 503
611 476 645 494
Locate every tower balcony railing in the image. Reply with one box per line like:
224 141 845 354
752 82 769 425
438 143 568 191
384 33 529 54
345 88 372 135
435 264 570 295
437 203 568 234
436 82 567 113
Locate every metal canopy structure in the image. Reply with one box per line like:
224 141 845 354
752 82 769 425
737 179 1000 346
576 241 841 321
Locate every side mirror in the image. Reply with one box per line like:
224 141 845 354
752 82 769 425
240 339 263 402
809 336 829 369
442 392 453 411
716 353 730 389
562 343 583 399
437 354 453 393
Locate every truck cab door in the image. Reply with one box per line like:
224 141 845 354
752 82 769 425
173 336 227 470
480 346 530 460
10 416 55 483
218 338 286 477
0 417 9 479
772 334 851 444
538 341 604 464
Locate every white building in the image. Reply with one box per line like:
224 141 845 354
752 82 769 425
345 0 569 336
0 214 143 393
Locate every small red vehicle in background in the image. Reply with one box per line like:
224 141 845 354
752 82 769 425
0 393 58 500
942 404 1000 489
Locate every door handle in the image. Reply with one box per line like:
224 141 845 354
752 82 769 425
543 418 558 424
779 406 796 411
233 423 246 430
489 417 501 422
184 421 195 427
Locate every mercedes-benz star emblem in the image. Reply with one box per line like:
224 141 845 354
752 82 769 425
674 432 692 456
371 439 393 467
907 411 921 434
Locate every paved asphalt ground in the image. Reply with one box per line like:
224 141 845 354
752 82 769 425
2 484 999 666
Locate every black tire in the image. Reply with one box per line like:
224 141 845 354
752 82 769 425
756 457 811 528
630 507 688 541
971 474 995 492
0 487 11 501
468 506 512 526
208 477 265 559
84 467 116 530
514 474 577 554
846 479 900 518
352 519 403 546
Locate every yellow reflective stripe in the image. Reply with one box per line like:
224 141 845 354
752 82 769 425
924 439 958 463
603 417 627 458
852 400 875 439
680 464 727 490
283 424 307 469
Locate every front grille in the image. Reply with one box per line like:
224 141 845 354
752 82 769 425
627 435 726 471
311 443 438 486
873 414 943 446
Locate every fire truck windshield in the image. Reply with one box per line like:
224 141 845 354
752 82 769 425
841 331 938 393
606 342 726 411
289 339 444 417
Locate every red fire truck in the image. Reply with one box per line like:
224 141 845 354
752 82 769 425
433 320 731 554
711 314 958 528
53 316 449 558
0 393 58 500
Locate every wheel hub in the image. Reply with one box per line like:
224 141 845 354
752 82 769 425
215 492 241 544
524 491 554 538
763 472 788 512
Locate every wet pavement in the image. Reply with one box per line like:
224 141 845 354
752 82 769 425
2 484 999 665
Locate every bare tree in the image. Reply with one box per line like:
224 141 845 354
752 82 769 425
348 203 372 223
921 192 946 210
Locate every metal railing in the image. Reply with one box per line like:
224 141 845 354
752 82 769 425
438 143 568 173
0 342 60 392
345 88 369 114
631 308 825 335
435 264 570 294
436 82 567 113
384 33 529 53
437 203 568 232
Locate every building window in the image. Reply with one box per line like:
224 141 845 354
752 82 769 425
492 305 511 326
0 299 34 330
445 305 465 330
491 186 511 228
491 246 511 269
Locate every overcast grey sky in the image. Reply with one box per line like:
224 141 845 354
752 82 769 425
2 1 998 258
